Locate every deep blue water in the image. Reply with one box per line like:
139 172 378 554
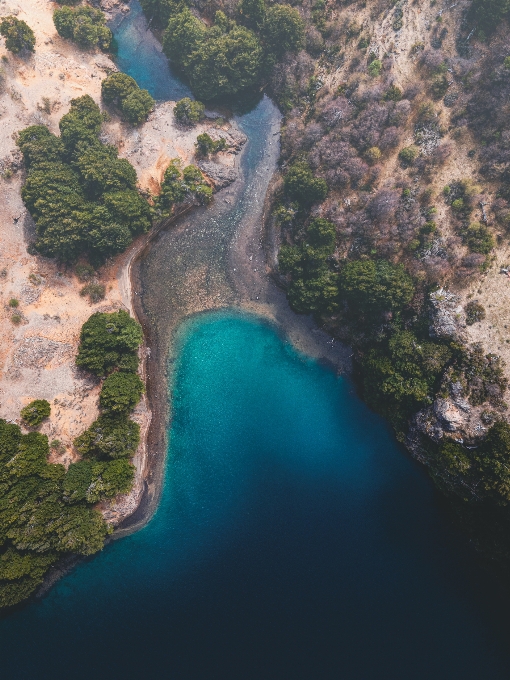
2 313 510 679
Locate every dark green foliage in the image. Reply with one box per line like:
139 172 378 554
20 400 51 427
80 282 106 303
195 133 227 157
362 331 451 421
465 301 486 325
163 9 262 100
238 0 266 29
53 6 112 51
398 145 419 165
461 343 507 407
18 97 151 262
339 259 415 316
99 372 145 415
261 4 304 58
279 218 338 314
74 416 140 460
76 310 143 376
63 458 135 503
174 97 205 125
155 159 212 215
101 72 154 124
462 222 494 255
0 16 35 54
469 0 510 31
76 145 137 197
0 421 109 608
139 0 181 29
16 126 64 168
477 421 510 503
283 161 328 207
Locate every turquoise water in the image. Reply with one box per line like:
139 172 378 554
1 313 510 678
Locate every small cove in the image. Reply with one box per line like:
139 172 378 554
1 3 510 677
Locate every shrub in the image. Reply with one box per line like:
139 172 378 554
283 161 328 207
99 372 144 415
399 145 419 165
53 6 112 51
368 59 382 77
80 282 106 303
174 97 205 126
155 159 212 215
465 301 486 325
75 263 95 282
8 298 18 308
11 313 22 325
463 222 494 254
76 310 143 376
0 16 35 54
365 146 381 164
195 132 227 157
74 415 140 460
101 72 154 124
20 399 51 427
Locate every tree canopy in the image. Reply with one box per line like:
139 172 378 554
261 4 304 58
101 72 155 125
174 97 205 126
0 421 110 608
53 6 112 51
0 16 35 54
163 9 262 100
283 161 328 207
76 310 143 376
18 97 151 262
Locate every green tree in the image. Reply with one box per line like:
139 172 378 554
139 0 181 29
20 400 51 427
76 144 137 197
76 310 143 376
101 72 154 125
102 190 152 235
53 6 112 50
59 95 103 156
0 16 35 54
174 97 205 126
74 416 140 460
283 161 328 207
187 23 263 100
470 0 510 30
195 132 227 157
17 126 64 168
163 8 206 65
339 259 415 316
262 4 304 58
99 372 145 415
477 421 510 503
121 88 155 124
238 0 266 29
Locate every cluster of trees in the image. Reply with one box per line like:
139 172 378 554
279 218 338 314
469 0 510 32
0 310 146 608
160 2 304 99
53 5 112 51
101 73 154 125
0 420 110 608
0 16 35 54
155 159 212 217
18 96 152 262
71 310 145 508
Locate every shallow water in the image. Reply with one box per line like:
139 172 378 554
2 313 510 679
